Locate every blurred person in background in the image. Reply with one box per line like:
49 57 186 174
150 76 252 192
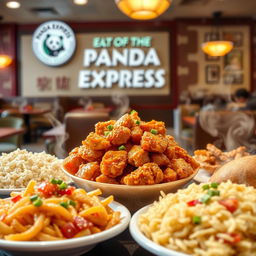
227 88 251 111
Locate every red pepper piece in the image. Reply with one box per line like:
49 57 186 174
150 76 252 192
187 199 201 207
218 198 238 213
11 195 22 203
58 186 75 196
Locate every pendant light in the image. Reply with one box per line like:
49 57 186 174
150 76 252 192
0 31 13 69
115 0 172 20
201 12 233 57
0 54 12 69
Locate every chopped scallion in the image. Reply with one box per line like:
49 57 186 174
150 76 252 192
107 125 113 131
199 194 211 204
30 195 38 202
33 198 42 207
60 202 69 209
118 145 126 150
68 200 76 207
211 182 219 188
150 129 158 135
207 190 220 197
202 184 210 190
192 216 201 224
104 131 110 136
59 182 68 190
50 179 58 184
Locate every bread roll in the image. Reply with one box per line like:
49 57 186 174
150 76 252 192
210 155 256 187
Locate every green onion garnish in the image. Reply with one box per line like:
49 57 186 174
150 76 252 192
68 200 76 207
207 190 220 197
56 180 63 185
199 194 211 204
192 216 201 224
118 145 126 150
211 182 219 189
59 182 68 190
130 110 137 114
150 129 158 135
60 202 69 209
135 120 140 125
107 125 113 131
104 131 110 136
50 179 58 184
202 184 210 190
30 195 39 202
33 198 42 207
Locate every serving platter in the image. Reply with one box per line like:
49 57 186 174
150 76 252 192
63 167 199 213
130 205 190 256
0 200 131 256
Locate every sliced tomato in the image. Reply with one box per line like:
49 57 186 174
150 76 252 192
11 195 22 203
37 182 57 197
217 233 241 244
218 198 238 213
61 222 79 238
73 216 93 231
58 186 75 196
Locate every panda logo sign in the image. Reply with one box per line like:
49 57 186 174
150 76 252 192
32 21 76 66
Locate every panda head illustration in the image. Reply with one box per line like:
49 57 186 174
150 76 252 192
43 34 65 57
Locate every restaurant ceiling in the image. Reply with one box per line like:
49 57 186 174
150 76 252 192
0 0 256 24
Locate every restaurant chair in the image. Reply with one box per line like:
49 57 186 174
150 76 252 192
173 104 200 149
0 117 24 153
192 112 219 150
63 112 109 155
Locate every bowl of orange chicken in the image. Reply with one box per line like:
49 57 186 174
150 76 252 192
63 111 199 212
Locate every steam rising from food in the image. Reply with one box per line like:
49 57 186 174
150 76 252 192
110 92 130 119
44 112 68 158
199 110 256 152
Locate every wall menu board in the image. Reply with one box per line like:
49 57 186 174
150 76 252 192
21 31 170 97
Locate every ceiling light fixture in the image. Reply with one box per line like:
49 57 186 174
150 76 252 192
115 0 172 20
0 55 12 69
201 11 233 57
202 41 233 57
6 1 20 9
73 0 88 5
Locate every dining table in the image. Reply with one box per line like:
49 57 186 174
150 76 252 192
0 108 51 143
0 127 25 139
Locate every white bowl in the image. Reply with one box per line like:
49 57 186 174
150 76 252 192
130 205 190 256
193 168 211 183
0 200 131 256
0 188 23 197
63 167 198 213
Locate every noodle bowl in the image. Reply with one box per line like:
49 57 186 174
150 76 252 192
138 181 256 256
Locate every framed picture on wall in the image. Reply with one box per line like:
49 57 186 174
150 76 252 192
205 65 220 84
223 49 243 84
223 32 243 47
223 73 243 84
